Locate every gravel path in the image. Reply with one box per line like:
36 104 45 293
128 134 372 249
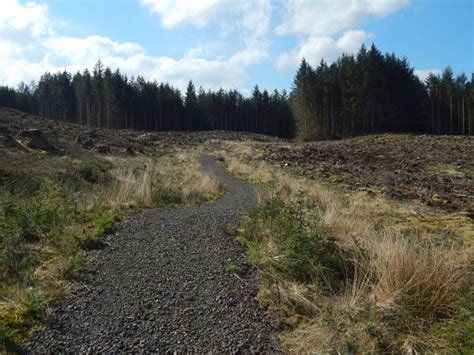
26 154 281 353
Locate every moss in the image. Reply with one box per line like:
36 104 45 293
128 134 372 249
432 290 474 353
425 164 467 178
226 263 241 275
186 191 214 206
0 289 47 353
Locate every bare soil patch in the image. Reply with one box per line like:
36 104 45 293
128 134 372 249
262 134 473 217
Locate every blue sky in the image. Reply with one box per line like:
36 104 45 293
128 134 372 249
1 0 472 93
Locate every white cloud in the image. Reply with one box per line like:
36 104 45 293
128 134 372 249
84 54 247 91
0 0 263 91
140 0 272 70
141 0 230 29
44 36 145 63
0 0 52 39
274 0 409 70
414 68 441 82
0 0 54 85
276 30 372 69
0 0 411 92
229 38 270 66
276 0 409 36
0 58 50 86
140 0 271 36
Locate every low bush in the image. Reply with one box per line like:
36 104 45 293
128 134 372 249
241 193 354 293
159 190 183 205
227 263 241 275
0 169 42 196
238 188 471 353
0 188 64 278
0 147 224 352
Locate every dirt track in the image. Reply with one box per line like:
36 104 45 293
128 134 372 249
26 154 281 353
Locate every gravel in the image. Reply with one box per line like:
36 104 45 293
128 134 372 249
26 154 281 353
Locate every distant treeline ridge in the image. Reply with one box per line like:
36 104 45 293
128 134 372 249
292 44 473 140
0 43 472 139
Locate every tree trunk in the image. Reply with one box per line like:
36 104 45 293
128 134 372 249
450 95 453 134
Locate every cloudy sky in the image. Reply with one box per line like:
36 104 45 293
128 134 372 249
1 0 472 93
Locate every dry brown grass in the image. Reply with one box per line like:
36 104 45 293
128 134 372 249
72 149 224 211
369 237 469 319
105 151 223 209
219 140 473 353
0 145 223 351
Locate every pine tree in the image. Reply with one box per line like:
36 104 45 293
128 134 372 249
184 81 197 131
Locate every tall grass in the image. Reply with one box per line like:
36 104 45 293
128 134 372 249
0 147 223 352
222 141 473 353
369 237 468 319
108 155 223 209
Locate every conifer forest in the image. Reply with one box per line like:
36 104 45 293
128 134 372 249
0 43 472 140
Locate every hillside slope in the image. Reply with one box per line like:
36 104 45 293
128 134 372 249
0 107 276 351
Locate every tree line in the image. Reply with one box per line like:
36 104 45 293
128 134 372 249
425 68 473 135
0 60 293 138
0 43 472 140
291 43 473 140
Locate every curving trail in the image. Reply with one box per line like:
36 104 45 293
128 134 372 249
27 154 281 353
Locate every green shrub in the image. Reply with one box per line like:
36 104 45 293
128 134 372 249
54 158 111 185
227 263 242 275
186 191 213 205
0 188 64 277
275 226 348 288
241 193 353 292
0 234 37 279
5 189 63 242
160 190 183 205
0 169 42 196
432 290 474 353
0 320 21 353
74 159 110 184
0 289 47 353
62 253 86 280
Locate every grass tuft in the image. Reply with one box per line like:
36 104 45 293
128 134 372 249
223 140 473 353
0 145 223 352
227 263 241 275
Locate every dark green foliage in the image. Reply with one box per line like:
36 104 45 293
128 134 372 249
432 287 474 352
0 188 62 278
73 159 111 184
51 157 112 190
185 191 214 206
0 167 124 351
227 263 242 275
0 62 294 138
344 339 359 354
1 44 470 139
0 168 42 197
1 189 62 242
61 253 85 280
241 193 353 292
159 191 183 205
0 289 47 353
76 211 117 251
292 44 473 139
93 212 117 237
275 225 346 287
425 70 473 135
